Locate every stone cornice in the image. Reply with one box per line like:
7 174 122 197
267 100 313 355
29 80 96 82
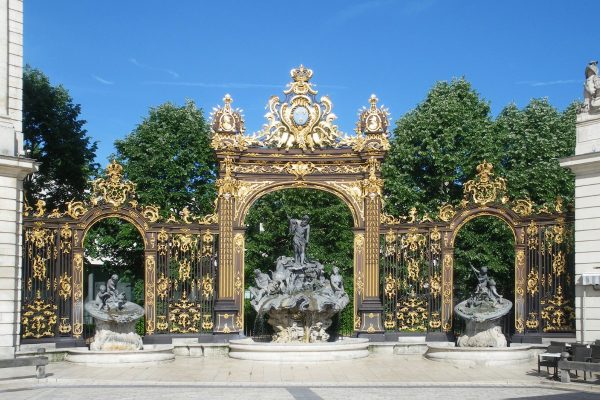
0 155 38 180
560 152 600 175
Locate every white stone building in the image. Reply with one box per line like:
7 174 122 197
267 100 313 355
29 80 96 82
0 0 37 359
560 61 600 343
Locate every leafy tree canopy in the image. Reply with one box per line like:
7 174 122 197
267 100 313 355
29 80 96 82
23 66 98 209
113 100 216 217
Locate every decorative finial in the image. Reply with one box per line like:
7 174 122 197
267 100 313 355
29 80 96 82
290 65 313 83
369 94 379 110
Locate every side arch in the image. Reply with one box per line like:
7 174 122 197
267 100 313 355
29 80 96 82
449 207 519 247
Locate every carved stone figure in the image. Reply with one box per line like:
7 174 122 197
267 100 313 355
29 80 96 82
95 284 111 310
249 217 349 343
310 322 330 343
330 266 343 294
583 61 600 113
107 274 119 298
454 265 512 348
289 215 310 265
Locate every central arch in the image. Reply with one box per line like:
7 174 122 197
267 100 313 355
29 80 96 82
236 181 363 229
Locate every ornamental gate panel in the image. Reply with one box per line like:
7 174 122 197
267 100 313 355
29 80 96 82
380 162 575 339
21 162 219 344
20 66 574 344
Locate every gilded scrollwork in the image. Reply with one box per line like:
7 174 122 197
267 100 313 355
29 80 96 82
541 286 575 332
21 292 57 339
527 270 539 296
202 274 214 299
142 205 160 223
257 65 342 151
156 273 170 300
169 292 201 333
58 272 71 300
397 293 428 332
65 200 87 219
463 161 507 206
512 199 534 217
202 230 214 257
91 160 136 208
59 223 72 254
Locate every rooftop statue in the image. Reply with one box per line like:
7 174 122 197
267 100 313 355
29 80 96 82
582 61 600 113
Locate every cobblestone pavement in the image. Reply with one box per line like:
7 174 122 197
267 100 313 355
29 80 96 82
1 355 599 400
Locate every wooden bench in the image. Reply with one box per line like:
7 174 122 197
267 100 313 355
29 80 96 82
558 359 600 383
0 348 48 379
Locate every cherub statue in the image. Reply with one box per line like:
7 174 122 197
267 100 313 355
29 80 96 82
107 274 119 300
488 278 503 304
470 264 490 298
95 284 111 310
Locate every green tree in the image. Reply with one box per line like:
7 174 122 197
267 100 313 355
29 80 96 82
382 78 496 217
244 189 355 334
114 100 216 216
494 99 577 206
23 66 98 209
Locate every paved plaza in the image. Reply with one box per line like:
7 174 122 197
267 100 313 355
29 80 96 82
1 355 600 399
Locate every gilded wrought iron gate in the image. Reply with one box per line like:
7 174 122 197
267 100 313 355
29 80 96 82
21 161 219 344
380 162 575 340
19 66 575 344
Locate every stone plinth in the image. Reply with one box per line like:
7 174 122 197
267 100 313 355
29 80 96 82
65 345 175 366
228 338 369 362
424 344 533 367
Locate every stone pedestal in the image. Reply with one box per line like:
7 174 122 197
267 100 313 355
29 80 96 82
456 320 507 347
89 320 143 351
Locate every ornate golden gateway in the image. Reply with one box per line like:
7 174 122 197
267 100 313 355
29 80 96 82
20 66 573 345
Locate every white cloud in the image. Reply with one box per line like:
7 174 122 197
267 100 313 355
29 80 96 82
91 74 114 85
129 57 179 79
517 79 578 87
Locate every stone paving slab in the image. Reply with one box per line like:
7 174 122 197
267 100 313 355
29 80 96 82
1 354 600 399
1 385 600 400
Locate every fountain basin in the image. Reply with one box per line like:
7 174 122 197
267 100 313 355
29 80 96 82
65 345 175 366
424 343 532 367
228 338 369 362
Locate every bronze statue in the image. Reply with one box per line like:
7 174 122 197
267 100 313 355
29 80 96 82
289 215 310 265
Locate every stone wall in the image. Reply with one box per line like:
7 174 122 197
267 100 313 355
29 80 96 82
0 0 36 359
561 72 600 342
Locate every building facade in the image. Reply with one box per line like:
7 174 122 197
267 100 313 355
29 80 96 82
0 0 36 358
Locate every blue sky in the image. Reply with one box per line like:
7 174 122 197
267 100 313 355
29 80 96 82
25 1 593 166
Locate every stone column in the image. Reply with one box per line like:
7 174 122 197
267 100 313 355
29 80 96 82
0 0 37 359
560 60 600 343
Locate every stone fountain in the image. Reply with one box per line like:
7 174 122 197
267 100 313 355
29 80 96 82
229 216 368 361
425 265 532 366
65 274 174 365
